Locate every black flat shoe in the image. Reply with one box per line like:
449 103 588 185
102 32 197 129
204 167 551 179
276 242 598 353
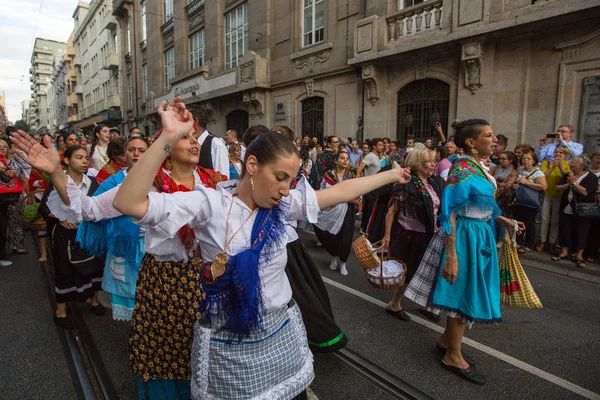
418 308 441 323
91 303 106 316
435 344 476 366
386 308 411 322
53 315 74 329
441 359 486 385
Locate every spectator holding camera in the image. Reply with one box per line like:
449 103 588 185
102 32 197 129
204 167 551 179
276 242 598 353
537 125 583 162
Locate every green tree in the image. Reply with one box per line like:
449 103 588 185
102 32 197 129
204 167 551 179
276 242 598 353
14 119 30 132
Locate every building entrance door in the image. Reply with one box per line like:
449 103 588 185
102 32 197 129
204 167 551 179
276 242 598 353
580 76 600 153
226 110 249 138
397 79 449 145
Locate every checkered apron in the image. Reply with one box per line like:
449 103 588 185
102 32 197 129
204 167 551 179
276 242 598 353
404 229 445 308
191 302 314 399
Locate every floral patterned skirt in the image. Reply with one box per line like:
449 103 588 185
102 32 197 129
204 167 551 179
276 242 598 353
129 254 206 382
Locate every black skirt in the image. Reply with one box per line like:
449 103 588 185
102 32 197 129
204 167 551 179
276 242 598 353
314 204 355 262
389 223 433 285
285 239 347 353
51 223 104 303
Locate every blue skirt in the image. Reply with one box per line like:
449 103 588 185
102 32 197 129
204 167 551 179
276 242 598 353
430 218 501 323
135 376 190 400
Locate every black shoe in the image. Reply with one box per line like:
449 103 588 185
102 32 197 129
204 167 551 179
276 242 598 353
53 315 74 329
418 308 441 323
91 303 106 316
441 359 486 385
435 344 476 366
386 308 411 322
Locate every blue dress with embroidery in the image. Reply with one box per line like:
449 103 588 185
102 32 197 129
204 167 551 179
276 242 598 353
429 157 502 323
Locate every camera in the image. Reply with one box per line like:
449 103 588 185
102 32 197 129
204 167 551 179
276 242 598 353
546 134 560 139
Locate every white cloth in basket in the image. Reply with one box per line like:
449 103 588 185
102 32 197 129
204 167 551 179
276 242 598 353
367 260 404 278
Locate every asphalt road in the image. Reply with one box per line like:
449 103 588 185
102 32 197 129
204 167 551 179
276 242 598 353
2 231 599 400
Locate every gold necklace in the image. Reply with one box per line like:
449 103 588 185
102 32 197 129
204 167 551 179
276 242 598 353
210 195 257 280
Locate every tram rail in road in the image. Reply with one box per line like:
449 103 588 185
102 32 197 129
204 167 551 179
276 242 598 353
34 231 434 400
34 233 118 400
333 348 436 400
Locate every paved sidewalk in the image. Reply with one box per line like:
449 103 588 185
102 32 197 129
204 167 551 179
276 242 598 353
0 235 75 399
518 249 600 284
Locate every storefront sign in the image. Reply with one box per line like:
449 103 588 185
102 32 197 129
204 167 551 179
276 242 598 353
154 71 237 108
274 102 286 120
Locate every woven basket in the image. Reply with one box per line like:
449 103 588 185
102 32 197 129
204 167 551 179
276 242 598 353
27 218 47 232
364 251 407 290
352 235 383 270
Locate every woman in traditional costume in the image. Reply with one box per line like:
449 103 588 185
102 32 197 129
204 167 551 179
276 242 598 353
112 98 411 399
382 147 445 323
404 120 524 385
37 145 105 328
95 137 127 185
313 151 357 276
11 129 227 400
88 125 111 171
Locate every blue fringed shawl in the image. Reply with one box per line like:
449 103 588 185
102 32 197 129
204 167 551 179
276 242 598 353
76 170 141 269
439 157 500 235
202 203 288 336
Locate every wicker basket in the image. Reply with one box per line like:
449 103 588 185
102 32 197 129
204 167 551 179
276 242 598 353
27 218 47 232
352 235 383 270
363 251 407 290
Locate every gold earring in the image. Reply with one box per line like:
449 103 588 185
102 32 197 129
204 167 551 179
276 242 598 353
251 177 255 191
470 148 478 155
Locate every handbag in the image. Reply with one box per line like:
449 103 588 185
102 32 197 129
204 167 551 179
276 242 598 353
514 170 544 210
576 202 600 218
499 225 543 308
0 172 12 184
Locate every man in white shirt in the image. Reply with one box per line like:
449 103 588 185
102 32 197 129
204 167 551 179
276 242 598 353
225 129 246 160
189 107 230 178
537 125 583 162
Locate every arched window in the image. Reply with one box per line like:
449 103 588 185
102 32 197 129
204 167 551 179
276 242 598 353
226 110 249 138
397 79 449 144
302 97 324 142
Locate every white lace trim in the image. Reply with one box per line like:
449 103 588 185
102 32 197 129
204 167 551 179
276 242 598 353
111 304 133 321
191 322 213 399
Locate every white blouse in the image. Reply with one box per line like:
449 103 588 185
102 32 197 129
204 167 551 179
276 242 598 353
135 177 320 311
49 169 209 262
47 174 93 224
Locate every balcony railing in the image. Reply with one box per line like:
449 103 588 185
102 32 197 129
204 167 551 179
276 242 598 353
186 0 205 18
104 53 119 70
106 94 121 109
140 39 147 52
161 18 174 36
73 57 82 67
386 0 443 43
104 15 117 30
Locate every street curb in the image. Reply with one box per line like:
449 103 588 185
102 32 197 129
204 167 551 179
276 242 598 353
519 257 600 285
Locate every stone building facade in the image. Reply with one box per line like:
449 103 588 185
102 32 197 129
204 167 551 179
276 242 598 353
111 0 600 152
114 0 365 140
352 0 600 151
72 0 123 133
28 38 66 132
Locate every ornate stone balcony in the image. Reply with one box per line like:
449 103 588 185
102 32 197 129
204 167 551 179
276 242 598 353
386 0 443 43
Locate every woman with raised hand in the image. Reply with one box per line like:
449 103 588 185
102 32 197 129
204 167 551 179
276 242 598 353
112 98 410 399
405 119 524 385
36 145 105 327
11 126 227 400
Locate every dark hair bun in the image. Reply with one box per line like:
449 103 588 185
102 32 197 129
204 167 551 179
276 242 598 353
242 125 270 147
451 120 465 131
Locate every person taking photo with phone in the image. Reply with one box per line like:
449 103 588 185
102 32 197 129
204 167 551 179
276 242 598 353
536 125 583 162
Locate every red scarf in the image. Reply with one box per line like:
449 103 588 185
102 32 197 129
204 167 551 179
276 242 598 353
153 161 228 250
0 155 24 194
96 160 123 185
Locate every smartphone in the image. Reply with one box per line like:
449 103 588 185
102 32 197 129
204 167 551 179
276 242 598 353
546 134 559 139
